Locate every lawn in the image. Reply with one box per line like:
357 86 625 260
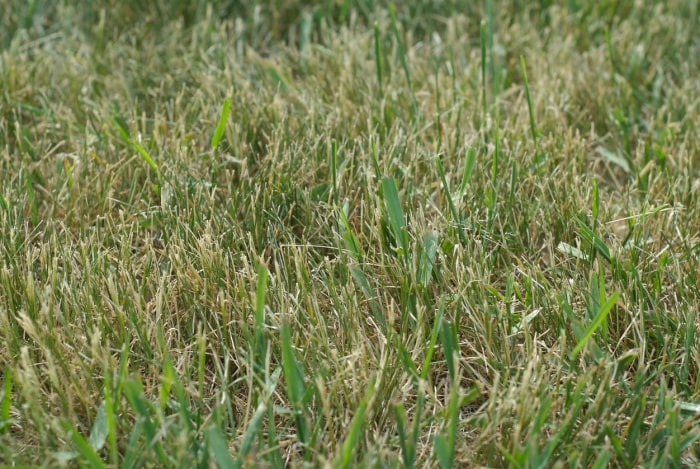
1 0 700 467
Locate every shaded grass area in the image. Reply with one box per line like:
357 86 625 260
2 0 700 467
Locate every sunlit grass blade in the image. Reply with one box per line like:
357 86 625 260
0 367 12 433
570 292 620 359
211 97 232 149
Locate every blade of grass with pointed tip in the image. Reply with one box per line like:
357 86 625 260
280 321 308 445
331 139 338 205
436 157 467 245
103 370 118 465
255 264 269 375
89 402 108 452
459 148 477 199
122 380 168 465
382 176 408 260
421 299 445 380
574 216 611 263
205 426 236 469
337 377 375 468
1 367 11 432
570 292 620 359
440 320 458 382
374 22 383 100
520 55 539 153
418 231 438 287
212 97 232 149
394 403 415 469
235 402 267 468
389 3 418 120
60 419 107 469
339 205 363 262
350 267 386 332
111 115 158 174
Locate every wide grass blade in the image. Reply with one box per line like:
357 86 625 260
211 97 232 149
205 426 236 469
89 402 108 453
382 176 409 260
60 419 107 469
418 231 438 287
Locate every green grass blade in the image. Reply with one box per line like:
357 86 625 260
350 267 386 332
421 299 445 380
389 3 418 120
1 367 11 432
211 97 232 149
280 321 308 445
337 377 375 468
519 55 538 152
205 426 236 469
236 402 267 468
331 139 339 205
254 264 269 374
436 157 468 245
122 380 169 465
570 292 620 359
131 139 159 174
382 176 408 259
374 21 383 100
89 402 108 452
459 148 477 198
394 404 415 469
418 231 438 287
60 419 107 469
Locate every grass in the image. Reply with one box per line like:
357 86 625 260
1 0 700 467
